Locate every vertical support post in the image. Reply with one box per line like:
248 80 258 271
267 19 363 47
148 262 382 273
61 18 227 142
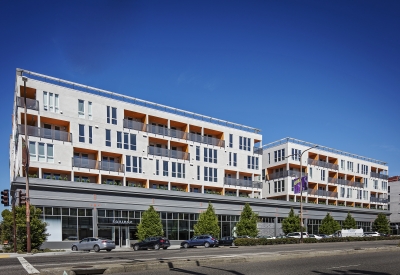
23 76 31 253
13 191 16 253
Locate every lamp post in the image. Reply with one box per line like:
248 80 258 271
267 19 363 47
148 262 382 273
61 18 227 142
22 76 31 253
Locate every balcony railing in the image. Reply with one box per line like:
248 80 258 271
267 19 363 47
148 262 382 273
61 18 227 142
16 96 39 111
267 170 307 181
148 146 190 161
146 124 186 140
224 177 263 189
187 133 225 147
72 157 98 169
370 172 389 180
308 189 338 198
99 161 124 173
253 147 263 155
370 197 388 203
328 177 363 188
123 119 144 131
18 124 72 142
308 158 338 170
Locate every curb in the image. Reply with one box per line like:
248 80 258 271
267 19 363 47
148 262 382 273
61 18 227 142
39 245 400 275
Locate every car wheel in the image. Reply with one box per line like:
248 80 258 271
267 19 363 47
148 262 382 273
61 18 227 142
154 244 160 250
232 242 235 246
133 245 139 251
183 243 189 249
106 249 112 252
163 247 168 250
204 242 210 248
94 245 100 252
71 246 78 251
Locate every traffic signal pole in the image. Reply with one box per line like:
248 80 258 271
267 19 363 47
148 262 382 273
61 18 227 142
13 191 16 253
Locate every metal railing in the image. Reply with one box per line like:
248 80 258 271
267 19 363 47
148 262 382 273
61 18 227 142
72 157 98 169
123 119 144 131
266 170 307 181
99 161 124 173
223 177 262 189
328 177 363 188
370 172 389 180
308 158 339 170
18 124 72 142
370 197 388 203
307 189 338 198
253 147 263 155
146 124 186 140
16 96 39 111
148 146 190 161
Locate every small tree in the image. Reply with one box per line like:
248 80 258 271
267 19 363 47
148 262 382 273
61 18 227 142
319 213 341 235
236 203 259 237
282 208 301 234
342 212 357 229
193 202 220 238
1 206 48 252
372 213 390 234
136 205 164 241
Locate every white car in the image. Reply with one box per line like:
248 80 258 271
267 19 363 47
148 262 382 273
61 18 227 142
287 232 309 238
257 235 276 239
363 231 380 237
308 234 322 240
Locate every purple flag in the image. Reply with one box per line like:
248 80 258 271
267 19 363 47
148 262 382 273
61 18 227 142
301 176 308 191
294 183 301 194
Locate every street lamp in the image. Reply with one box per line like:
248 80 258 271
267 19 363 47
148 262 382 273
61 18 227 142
22 75 31 253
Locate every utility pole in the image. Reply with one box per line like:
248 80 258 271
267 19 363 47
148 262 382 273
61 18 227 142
12 191 16 253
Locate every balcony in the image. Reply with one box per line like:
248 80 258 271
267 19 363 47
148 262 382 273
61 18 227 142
146 124 186 140
267 170 306 181
328 177 363 188
308 158 338 170
16 96 39 111
148 146 190 161
187 133 225 147
123 119 144 131
308 189 338 198
72 157 98 169
99 161 124 173
224 177 263 189
18 124 72 142
253 147 263 155
370 197 388 203
370 172 389 180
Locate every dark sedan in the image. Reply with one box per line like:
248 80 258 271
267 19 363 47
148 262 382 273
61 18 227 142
132 236 170 251
218 236 236 246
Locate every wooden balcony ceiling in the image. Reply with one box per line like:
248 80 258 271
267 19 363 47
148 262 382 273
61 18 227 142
101 151 122 158
189 125 201 132
149 180 168 184
101 175 123 180
124 110 146 120
21 113 38 126
41 116 69 127
224 169 237 175
203 128 223 137
42 168 70 174
308 153 317 159
19 85 36 99
73 147 98 154
74 171 99 177
170 120 187 129
238 171 252 177
126 177 146 183
149 137 168 145
148 115 167 125
170 140 187 148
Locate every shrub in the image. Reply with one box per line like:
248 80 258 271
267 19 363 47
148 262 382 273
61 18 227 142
31 249 39 254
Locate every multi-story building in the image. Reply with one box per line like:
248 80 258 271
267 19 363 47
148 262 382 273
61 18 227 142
388 176 400 234
262 138 389 210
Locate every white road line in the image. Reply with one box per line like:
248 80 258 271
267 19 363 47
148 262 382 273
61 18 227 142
328 264 361 269
17 257 40 274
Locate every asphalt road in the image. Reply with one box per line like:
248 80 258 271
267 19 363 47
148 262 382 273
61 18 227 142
0 240 399 275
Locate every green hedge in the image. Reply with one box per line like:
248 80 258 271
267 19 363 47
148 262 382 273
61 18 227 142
234 236 400 246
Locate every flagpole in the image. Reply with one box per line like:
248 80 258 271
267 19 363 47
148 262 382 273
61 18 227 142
22 76 31 253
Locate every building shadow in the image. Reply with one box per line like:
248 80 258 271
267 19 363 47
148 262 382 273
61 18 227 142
312 269 391 275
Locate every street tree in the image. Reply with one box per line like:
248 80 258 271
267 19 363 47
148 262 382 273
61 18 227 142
372 213 390 234
319 213 341 235
1 206 48 252
342 212 357 229
194 202 220 238
136 205 164 241
236 203 259 237
282 207 301 234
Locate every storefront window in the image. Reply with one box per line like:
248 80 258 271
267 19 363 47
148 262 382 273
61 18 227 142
62 216 77 241
78 217 93 239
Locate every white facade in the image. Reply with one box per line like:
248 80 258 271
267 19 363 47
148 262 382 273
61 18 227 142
10 69 263 198
262 138 389 209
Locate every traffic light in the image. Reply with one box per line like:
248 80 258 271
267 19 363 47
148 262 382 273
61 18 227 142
19 191 26 207
1 189 9 206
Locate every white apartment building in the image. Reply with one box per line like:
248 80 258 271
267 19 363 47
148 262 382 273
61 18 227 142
262 138 389 210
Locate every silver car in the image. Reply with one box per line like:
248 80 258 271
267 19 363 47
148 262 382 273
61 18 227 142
71 237 115 252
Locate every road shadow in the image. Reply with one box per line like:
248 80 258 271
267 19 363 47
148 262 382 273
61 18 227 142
312 269 391 275
166 261 245 275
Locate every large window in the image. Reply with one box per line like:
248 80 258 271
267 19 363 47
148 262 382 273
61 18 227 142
204 167 217 182
239 136 251 151
43 92 60 113
89 126 93 144
196 146 200 161
117 132 122 148
229 134 233 148
105 129 111 147
88 101 92 120
124 133 129 149
32 142 54 163
79 124 85 143
163 161 168 176
130 134 136 150
107 106 117 125
78 99 85 118
132 156 142 173
172 162 185 178
274 149 285 162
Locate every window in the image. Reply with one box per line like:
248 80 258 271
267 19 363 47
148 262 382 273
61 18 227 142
132 156 142 173
204 167 208 181
204 148 208 162
357 163 360 173
291 148 301 161
274 149 285 162
340 187 345 198
79 124 85 143
347 161 353 172
268 153 270 164
89 126 92 144
247 156 258 170
126 155 131 172
196 146 200 161
43 91 48 111
213 149 217 163
320 170 325 181
364 178 368 188
105 129 111 147
35 142 53 163
341 160 345 170
156 160 159 175
172 163 185 178
229 152 232 166
374 180 378 189
233 153 237 167
363 190 368 200
204 149 217 163
197 166 200 180
239 136 243 150
88 102 92 120
204 167 217 182
43 92 59 113
229 134 233 148
172 162 176 177
107 106 110 123
38 142 45 162
361 165 368 175
78 100 84 118
130 134 136 150
29 141 36 161
163 161 168 176
124 133 129 149
112 107 117 125
239 137 251 151
117 132 122 148
310 167 313 179
48 93 53 112
55 94 59 113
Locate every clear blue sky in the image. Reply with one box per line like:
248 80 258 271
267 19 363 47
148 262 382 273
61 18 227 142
1 0 399 214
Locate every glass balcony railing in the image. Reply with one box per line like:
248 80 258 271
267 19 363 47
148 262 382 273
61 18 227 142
18 124 72 142
253 147 263 155
72 157 98 169
308 158 339 170
16 96 39 111
370 172 389 180
307 189 338 198
223 177 263 189
123 119 144 131
99 161 124 173
370 197 388 203
328 177 363 188
148 146 190 161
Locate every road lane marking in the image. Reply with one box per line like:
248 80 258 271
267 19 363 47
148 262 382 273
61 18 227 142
0 254 10 258
18 257 40 274
328 264 361 269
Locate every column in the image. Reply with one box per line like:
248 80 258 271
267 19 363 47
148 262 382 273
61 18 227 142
93 208 98 238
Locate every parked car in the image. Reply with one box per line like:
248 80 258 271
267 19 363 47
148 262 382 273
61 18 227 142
379 233 389 237
308 234 322 240
275 235 287 239
71 237 115 252
132 236 170 251
181 235 219 248
363 231 380 237
236 235 252 239
257 235 275 239
218 236 236 246
287 232 309 238
316 234 330 238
